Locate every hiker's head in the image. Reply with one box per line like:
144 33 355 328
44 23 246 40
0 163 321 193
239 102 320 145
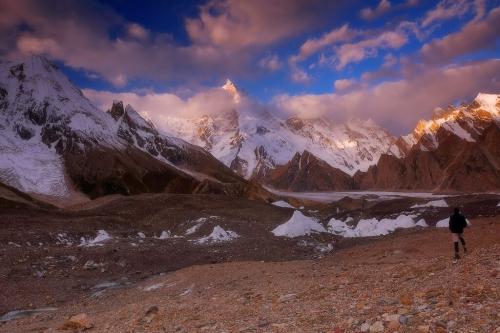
454 207 460 214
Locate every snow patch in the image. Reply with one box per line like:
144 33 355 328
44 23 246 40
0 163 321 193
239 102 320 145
272 211 326 238
55 233 73 246
416 219 429 227
272 200 295 208
143 283 164 291
411 199 448 208
158 231 172 239
196 225 239 244
328 214 420 237
79 230 112 247
435 218 449 228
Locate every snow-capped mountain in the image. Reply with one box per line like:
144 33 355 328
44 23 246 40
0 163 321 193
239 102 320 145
356 93 500 191
0 56 269 201
158 79 404 181
402 93 499 151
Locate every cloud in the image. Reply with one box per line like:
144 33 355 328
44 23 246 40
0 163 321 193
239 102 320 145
275 59 500 134
334 79 358 92
360 0 392 20
185 0 346 50
290 66 312 84
258 55 282 72
84 86 238 122
421 0 483 27
0 0 346 86
335 30 407 69
292 24 359 63
421 7 500 64
127 23 150 40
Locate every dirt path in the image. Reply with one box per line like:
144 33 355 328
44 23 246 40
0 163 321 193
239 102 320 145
2 217 498 333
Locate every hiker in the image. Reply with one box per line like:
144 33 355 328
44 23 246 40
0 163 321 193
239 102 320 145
449 207 468 259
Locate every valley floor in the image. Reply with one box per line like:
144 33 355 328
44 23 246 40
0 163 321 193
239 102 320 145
1 215 499 333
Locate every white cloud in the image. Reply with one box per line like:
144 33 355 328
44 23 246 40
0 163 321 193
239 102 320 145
83 86 238 126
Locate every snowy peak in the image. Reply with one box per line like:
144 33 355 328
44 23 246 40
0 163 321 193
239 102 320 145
221 79 241 103
403 94 499 151
474 93 499 116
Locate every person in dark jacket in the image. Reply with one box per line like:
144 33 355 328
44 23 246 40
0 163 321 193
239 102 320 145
449 207 468 259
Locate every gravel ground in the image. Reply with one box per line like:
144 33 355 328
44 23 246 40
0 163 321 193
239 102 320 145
1 216 498 333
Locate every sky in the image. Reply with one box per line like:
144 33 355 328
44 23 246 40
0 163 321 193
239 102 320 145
1 0 500 134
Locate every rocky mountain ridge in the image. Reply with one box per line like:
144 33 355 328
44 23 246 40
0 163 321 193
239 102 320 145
0 56 271 201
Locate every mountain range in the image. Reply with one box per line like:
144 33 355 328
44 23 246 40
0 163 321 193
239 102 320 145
0 56 271 203
0 56 499 201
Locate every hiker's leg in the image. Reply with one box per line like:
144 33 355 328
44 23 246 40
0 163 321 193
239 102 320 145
452 233 460 259
459 234 467 253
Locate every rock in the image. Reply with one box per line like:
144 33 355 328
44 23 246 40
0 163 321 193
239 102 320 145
278 293 297 303
369 321 384 332
383 314 400 322
386 320 400 331
360 322 370 332
272 323 287 329
417 325 430 332
257 319 269 327
399 294 413 306
60 313 94 331
399 315 409 325
142 305 159 324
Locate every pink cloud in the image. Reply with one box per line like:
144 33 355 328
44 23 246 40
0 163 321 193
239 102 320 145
421 7 500 64
293 24 359 63
1 0 346 86
360 0 392 20
185 0 343 50
127 23 150 40
335 30 407 69
334 79 359 92
258 55 282 72
275 59 500 134
421 0 483 27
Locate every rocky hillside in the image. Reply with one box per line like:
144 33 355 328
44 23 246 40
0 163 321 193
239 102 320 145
356 94 500 192
265 150 353 191
0 56 271 201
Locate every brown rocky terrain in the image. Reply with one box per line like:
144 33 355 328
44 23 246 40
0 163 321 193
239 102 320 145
1 187 499 332
355 124 500 192
265 151 353 191
1 215 498 333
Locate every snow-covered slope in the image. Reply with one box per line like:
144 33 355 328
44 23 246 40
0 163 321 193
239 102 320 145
402 93 500 151
158 80 404 179
0 56 255 199
0 56 118 196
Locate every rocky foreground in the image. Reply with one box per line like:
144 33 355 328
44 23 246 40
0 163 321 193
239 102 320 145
1 217 498 333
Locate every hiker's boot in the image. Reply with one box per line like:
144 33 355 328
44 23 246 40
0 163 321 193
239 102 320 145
454 253 460 260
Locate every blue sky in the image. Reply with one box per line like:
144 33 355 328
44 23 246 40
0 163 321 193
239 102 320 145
2 0 500 133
